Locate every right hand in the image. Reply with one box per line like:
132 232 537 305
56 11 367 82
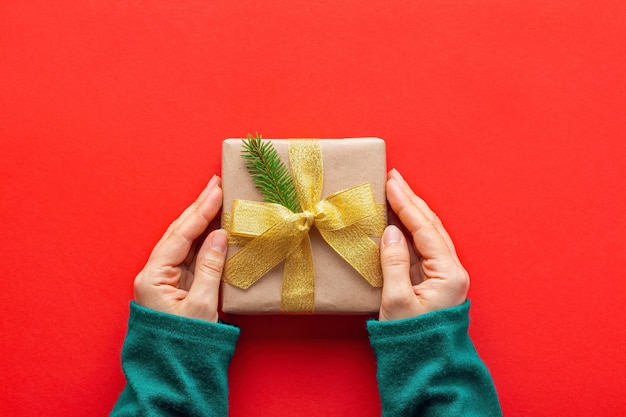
378 169 470 321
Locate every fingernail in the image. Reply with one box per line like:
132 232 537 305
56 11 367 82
382 225 403 245
210 229 228 252
199 175 219 200
390 168 405 182
207 175 219 189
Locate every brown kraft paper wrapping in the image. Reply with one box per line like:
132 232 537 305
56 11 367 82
220 138 386 314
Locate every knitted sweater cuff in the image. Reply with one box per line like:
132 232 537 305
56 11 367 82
129 301 240 345
366 300 470 340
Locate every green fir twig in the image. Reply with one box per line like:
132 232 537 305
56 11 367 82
241 133 300 213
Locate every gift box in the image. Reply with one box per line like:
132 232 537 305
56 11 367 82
220 138 387 314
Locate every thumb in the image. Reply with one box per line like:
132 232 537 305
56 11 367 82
379 225 416 318
185 229 228 319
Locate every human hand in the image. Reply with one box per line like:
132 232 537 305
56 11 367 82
133 175 227 322
378 169 469 321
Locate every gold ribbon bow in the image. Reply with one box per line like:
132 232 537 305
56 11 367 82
223 140 386 312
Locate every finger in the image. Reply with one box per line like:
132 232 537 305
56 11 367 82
386 176 452 261
151 175 220 258
148 178 223 268
380 225 415 302
185 229 228 314
388 169 459 260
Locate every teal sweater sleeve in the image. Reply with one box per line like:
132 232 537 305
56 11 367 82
110 302 240 417
367 301 502 417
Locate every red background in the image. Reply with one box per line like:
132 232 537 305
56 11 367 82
2 1 625 416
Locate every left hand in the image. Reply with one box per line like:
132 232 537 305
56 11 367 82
133 175 227 322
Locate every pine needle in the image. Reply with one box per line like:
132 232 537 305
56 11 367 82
241 133 301 213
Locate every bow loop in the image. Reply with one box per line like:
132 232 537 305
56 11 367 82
313 183 378 231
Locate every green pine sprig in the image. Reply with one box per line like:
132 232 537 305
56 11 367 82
241 133 301 213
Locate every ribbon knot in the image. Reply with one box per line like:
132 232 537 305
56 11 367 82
223 140 386 312
302 210 316 229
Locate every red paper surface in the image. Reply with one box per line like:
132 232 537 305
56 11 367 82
1 1 625 416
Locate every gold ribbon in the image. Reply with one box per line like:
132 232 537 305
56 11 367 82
222 140 386 313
